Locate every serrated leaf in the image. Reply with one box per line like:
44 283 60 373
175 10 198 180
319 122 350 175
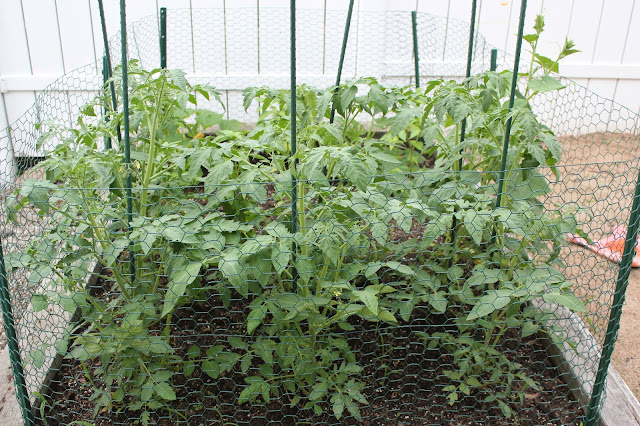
228 336 249 350
168 69 187 91
242 87 259 111
247 303 267 334
153 382 176 401
391 108 421 136
463 210 490 245
162 261 202 317
527 75 565 93
467 290 512 321
317 90 333 119
204 160 234 193
353 287 379 314
31 294 48 312
542 291 587 313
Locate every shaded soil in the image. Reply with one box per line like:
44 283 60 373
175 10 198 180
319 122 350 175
36 279 582 426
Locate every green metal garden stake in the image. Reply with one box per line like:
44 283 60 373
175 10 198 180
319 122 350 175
585 169 640 424
490 48 498 71
290 0 298 290
0 240 34 425
102 55 112 150
450 0 477 255
464 0 477 79
411 11 420 88
160 7 167 69
97 0 122 147
458 0 478 165
495 0 527 210
120 0 135 281
329 0 355 123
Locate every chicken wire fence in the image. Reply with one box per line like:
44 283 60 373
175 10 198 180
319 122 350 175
0 4 639 426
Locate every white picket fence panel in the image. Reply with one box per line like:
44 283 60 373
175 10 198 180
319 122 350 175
0 0 639 176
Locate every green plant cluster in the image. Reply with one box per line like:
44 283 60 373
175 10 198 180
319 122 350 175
6 16 583 424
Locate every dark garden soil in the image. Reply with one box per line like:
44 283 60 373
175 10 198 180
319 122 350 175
36 276 582 426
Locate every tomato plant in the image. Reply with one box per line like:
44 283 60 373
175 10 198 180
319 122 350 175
7 16 584 423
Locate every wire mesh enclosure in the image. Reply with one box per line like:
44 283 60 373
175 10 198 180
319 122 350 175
1 2 639 425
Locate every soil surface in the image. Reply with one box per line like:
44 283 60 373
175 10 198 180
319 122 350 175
36 280 581 426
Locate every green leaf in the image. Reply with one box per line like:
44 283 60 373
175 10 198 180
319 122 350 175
331 393 347 419
195 109 223 128
168 69 187 90
152 371 173 382
521 321 539 338
153 382 176 401
339 85 358 111
228 336 249 350
186 345 200 359
220 119 240 131
428 291 448 313
463 210 490 245
162 261 202 317
310 381 329 401
391 108 421 136
368 84 392 114
467 290 512 321
219 249 247 296
202 360 220 379
242 87 259 111
542 291 587 313
247 303 268 334
317 90 333 119
31 294 48 312
384 261 415 276
204 160 234 193
183 361 196 377
353 287 379 314
533 53 559 73
378 309 397 323
527 75 565 93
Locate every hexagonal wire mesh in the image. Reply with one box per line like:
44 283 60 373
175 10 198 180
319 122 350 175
0 4 639 426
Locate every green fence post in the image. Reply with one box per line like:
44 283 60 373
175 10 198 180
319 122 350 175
490 48 498 71
585 171 640 424
450 0 478 252
289 0 298 290
102 55 112 150
329 0 355 123
160 7 167 69
119 0 135 281
495 0 527 210
458 0 478 165
411 11 420 88
97 0 122 146
0 240 34 424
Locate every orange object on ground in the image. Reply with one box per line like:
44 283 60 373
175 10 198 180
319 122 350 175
568 225 640 267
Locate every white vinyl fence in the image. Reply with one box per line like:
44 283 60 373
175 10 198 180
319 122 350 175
0 0 639 156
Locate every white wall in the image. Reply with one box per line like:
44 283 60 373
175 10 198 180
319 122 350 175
1 0 639 131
